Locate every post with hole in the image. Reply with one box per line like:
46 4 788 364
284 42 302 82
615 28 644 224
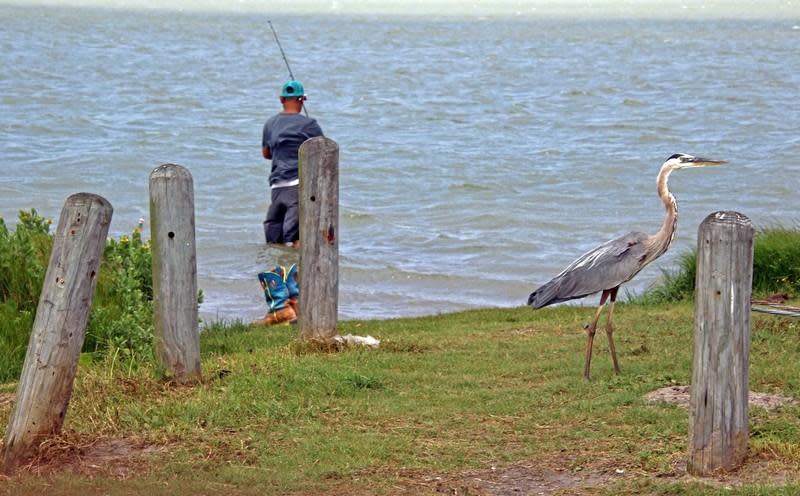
298 136 340 342
2 193 112 474
688 211 754 476
149 164 201 383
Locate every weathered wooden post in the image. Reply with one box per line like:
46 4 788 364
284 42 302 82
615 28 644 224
149 164 201 383
688 211 754 476
2 193 112 473
298 137 340 341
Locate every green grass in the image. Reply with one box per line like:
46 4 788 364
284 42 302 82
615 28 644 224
2 303 799 495
752 227 800 295
637 226 800 304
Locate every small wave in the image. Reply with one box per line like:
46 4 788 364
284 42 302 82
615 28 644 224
561 88 592 97
622 98 645 107
341 208 378 223
449 182 491 192
534 148 562 157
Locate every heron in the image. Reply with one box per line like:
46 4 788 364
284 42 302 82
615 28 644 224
527 153 727 380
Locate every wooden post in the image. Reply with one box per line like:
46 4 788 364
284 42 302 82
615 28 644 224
298 137 340 341
149 164 201 383
688 211 754 476
2 193 112 473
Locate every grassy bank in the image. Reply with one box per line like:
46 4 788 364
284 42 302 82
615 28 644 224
2 302 799 495
2 213 798 494
638 226 800 304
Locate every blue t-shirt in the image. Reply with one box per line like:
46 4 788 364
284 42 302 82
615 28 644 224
262 112 324 185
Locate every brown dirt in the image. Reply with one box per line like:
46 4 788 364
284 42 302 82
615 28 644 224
7 433 165 479
0 393 14 411
357 451 800 496
645 385 799 410
421 464 618 495
347 453 641 496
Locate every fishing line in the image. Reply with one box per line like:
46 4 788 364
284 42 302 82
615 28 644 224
268 20 309 117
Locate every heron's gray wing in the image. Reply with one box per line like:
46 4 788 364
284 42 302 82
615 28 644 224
528 232 649 309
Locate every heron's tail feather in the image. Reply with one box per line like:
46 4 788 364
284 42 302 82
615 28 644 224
529 273 589 309
528 279 562 309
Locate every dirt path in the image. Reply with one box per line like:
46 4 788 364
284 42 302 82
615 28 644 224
645 385 798 410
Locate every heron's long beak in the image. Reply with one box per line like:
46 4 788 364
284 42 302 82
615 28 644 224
683 157 727 168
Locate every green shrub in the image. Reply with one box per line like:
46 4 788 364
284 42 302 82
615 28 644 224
638 226 800 303
0 301 35 383
85 228 155 364
0 210 52 382
0 209 52 311
0 210 155 382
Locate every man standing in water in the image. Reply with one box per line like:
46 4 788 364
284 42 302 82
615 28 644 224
262 79 324 248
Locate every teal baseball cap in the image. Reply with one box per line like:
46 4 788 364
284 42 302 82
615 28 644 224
280 80 305 98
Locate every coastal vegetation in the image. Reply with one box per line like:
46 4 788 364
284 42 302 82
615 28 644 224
637 225 800 304
0 210 798 494
0 210 154 383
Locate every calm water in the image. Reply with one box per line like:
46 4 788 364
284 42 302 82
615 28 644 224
1 3 798 321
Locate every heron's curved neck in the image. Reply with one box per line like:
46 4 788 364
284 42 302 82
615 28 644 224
646 165 678 262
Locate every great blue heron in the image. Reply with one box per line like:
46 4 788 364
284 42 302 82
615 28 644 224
527 153 726 380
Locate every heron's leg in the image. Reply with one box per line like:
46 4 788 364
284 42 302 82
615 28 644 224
584 290 611 380
605 287 621 375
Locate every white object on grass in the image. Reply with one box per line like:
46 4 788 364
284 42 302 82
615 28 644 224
333 334 380 348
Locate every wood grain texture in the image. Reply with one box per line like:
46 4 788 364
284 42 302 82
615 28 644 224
688 211 754 476
149 164 201 382
298 137 340 341
2 193 112 473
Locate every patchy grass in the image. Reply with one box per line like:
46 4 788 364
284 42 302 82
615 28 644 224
1 303 799 495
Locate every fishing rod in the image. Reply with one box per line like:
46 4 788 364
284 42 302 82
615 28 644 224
268 20 309 117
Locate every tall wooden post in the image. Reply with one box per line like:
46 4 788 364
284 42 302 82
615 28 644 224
688 211 754 476
2 193 112 474
149 164 201 383
298 137 340 341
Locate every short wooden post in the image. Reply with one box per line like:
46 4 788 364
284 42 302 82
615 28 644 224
149 164 201 383
688 211 754 476
2 193 112 474
298 137 339 341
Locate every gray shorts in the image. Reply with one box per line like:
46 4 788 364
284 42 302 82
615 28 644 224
263 185 299 244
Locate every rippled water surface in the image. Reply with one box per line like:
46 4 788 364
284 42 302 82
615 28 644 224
1 4 798 320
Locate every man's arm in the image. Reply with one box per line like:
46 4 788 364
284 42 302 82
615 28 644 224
262 121 272 159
